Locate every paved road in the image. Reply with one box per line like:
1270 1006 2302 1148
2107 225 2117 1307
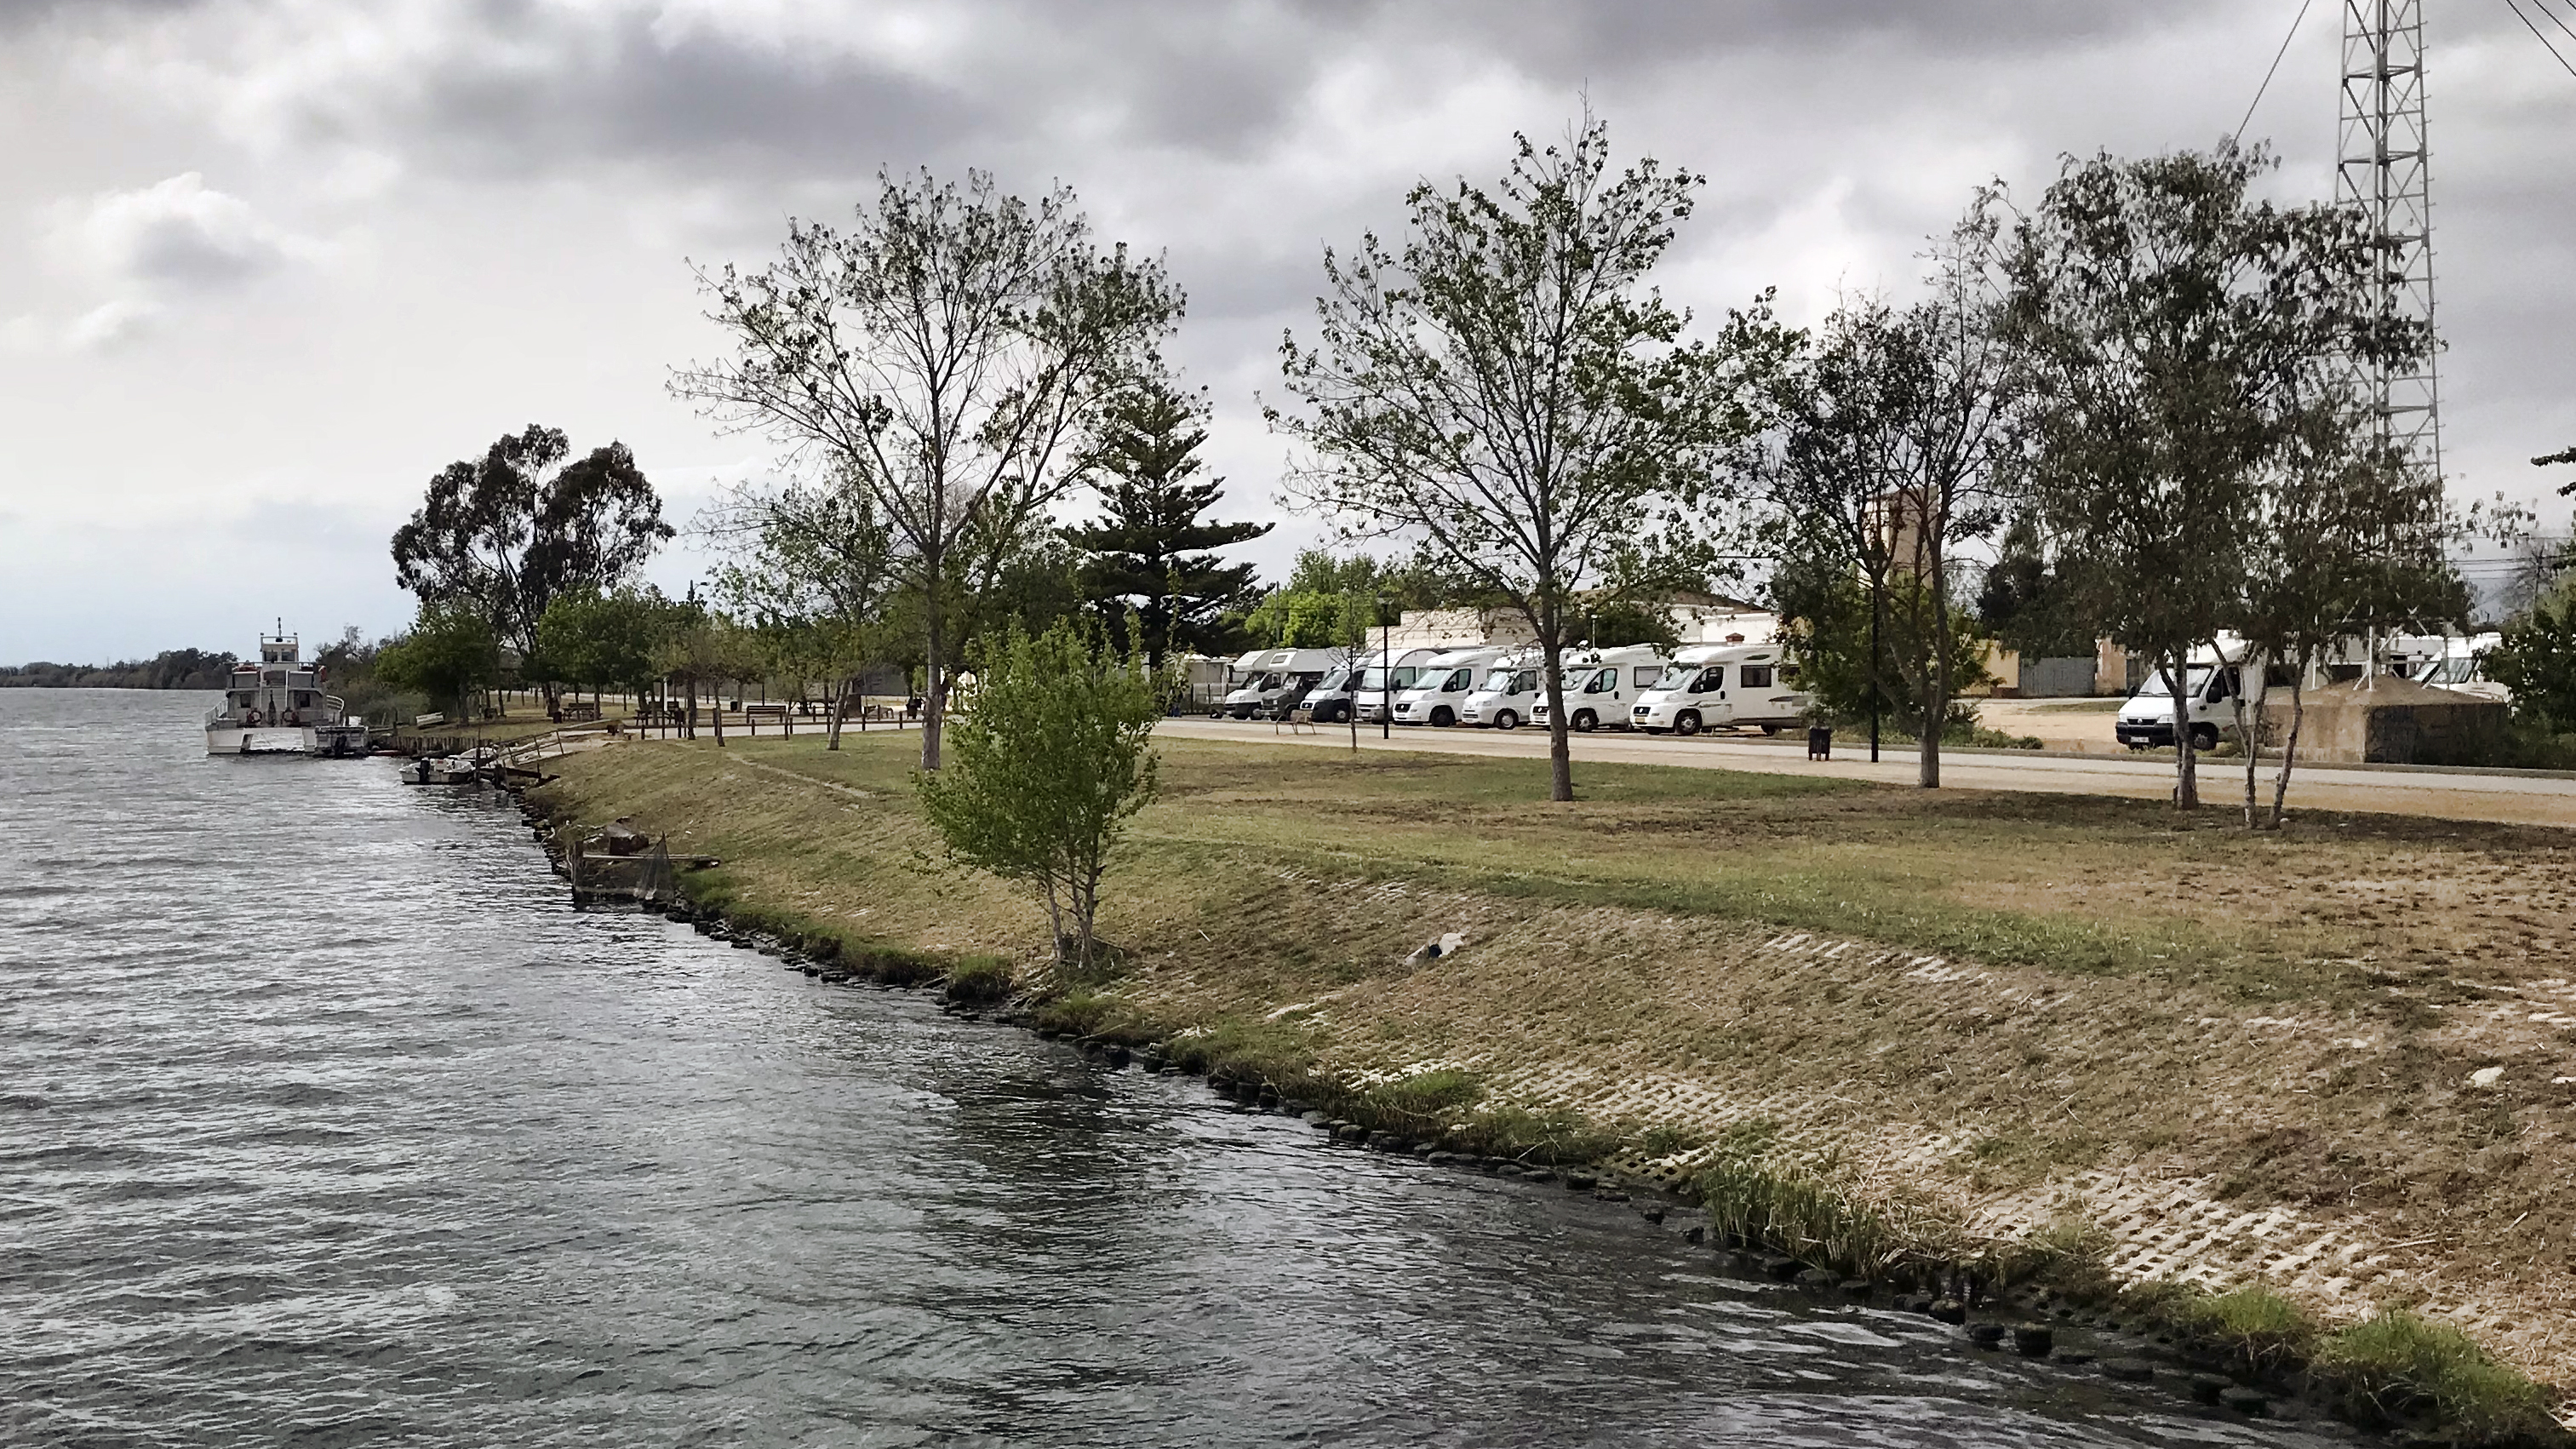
1156 719 2576 828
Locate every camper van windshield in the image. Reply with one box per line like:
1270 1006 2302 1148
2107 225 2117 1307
2134 666 2212 699
1315 669 1349 693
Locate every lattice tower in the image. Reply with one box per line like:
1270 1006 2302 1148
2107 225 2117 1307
2336 0 2444 486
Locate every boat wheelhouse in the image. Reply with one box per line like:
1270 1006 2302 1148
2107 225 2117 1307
205 632 369 757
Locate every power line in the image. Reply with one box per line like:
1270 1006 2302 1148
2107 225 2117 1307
2235 0 2316 144
2504 0 2576 79
2533 0 2576 49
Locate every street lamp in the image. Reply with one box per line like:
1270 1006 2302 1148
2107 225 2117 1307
1377 593 1393 740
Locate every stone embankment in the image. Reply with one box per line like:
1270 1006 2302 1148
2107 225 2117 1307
514 739 2574 1446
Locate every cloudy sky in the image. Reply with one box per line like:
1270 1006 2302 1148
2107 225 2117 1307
3 0 2571 662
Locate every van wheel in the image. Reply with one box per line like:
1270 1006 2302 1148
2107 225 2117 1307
1760 723 1780 736
1431 706 1456 727
1675 711 1702 736
1494 709 1519 731
1573 710 1597 733
2190 724 2220 753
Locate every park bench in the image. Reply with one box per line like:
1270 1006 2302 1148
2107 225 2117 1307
743 702 793 735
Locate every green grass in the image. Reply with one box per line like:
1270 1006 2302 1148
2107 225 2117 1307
571 726 2567 1012
2318 1309 2562 1440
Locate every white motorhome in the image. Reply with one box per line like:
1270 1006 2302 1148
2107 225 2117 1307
1220 647 1339 719
1630 643 1809 736
1532 644 1672 733
2410 632 2509 703
1391 647 1504 727
2114 638 2271 751
1352 650 1442 727
1300 647 1440 725
1458 649 1547 730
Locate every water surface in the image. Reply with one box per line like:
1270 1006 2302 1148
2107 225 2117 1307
1 690 2358 1446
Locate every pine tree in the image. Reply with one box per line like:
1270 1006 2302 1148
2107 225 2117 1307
1066 381 1270 666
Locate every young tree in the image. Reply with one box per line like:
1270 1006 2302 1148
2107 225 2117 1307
673 168 1183 772
1065 377 1270 666
1975 517 2096 661
1271 115 1792 802
375 602 498 720
704 472 902 749
913 619 1162 970
391 426 673 704
2228 389 2464 828
2002 141 2428 809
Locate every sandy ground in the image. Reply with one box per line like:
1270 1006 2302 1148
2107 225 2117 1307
1155 718 2576 829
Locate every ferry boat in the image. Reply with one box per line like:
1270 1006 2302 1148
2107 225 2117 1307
205 632 370 757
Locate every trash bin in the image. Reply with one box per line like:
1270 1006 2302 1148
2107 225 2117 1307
1806 725 1832 761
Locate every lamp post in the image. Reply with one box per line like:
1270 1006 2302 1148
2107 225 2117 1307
1377 593 1393 740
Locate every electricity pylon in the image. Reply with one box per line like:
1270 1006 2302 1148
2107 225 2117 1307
2336 0 2443 485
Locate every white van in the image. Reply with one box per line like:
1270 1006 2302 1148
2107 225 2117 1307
1221 648 1338 720
1459 649 1546 730
1296 647 1438 724
1352 650 1442 727
1392 647 1504 727
2115 638 2266 751
1533 644 1671 733
1630 644 1810 736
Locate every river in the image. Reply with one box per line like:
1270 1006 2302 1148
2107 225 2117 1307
1 690 2364 1447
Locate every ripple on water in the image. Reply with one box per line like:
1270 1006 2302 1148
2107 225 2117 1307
1 692 2353 1448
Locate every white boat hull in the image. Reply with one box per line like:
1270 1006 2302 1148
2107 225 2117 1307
206 725 369 757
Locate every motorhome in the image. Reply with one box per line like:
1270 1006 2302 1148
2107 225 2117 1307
1295 647 1437 725
1391 647 1505 727
2114 638 2272 750
1355 650 1456 726
1531 644 1672 733
1629 643 1810 736
1219 647 1339 720
2409 633 2509 703
1457 649 1550 730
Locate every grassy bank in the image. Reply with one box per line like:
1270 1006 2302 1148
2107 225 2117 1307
535 728 2574 1441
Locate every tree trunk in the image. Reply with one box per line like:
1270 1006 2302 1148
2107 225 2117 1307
827 673 846 751
1868 573 1885 764
921 565 946 771
713 681 726 747
684 675 697 740
1921 545 1949 789
2267 684 2306 829
2239 679 2264 829
2169 652 2199 810
1540 601 1572 803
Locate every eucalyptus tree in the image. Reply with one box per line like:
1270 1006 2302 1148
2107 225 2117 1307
2002 141 2428 810
673 168 1183 770
1270 115 1793 802
392 425 672 702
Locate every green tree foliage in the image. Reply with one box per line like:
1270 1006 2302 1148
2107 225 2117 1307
535 587 674 702
1776 569 1991 730
1065 378 1270 665
2002 140 2430 810
1272 112 1793 802
674 167 1183 772
375 603 499 719
391 424 673 686
1975 518 2096 661
0 649 238 689
706 472 901 748
1577 599 1682 653
2488 584 2576 733
650 604 762 746
913 619 1161 970
1241 550 1398 649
